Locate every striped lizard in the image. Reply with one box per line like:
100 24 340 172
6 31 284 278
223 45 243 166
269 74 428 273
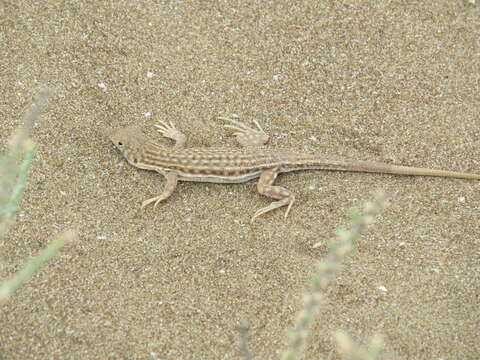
109 117 479 222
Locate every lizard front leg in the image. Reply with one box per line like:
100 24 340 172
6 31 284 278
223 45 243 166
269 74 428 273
154 120 187 149
141 172 178 209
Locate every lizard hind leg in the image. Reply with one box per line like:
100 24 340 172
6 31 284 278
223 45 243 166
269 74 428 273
219 116 269 148
251 168 295 222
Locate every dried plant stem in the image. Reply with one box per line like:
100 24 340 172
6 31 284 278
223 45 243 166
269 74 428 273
1 88 50 236
237 320 253 360
0 88 76 305
0 230 76 304
282 191 389 360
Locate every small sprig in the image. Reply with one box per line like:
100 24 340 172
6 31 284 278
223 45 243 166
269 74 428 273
282 190 390 360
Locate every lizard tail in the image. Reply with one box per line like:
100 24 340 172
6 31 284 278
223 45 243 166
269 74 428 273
280 153 480 180
335 159 480 180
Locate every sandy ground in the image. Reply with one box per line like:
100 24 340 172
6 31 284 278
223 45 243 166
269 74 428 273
1 1 479 359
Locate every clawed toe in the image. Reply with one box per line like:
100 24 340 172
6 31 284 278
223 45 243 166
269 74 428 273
219 116 269 147
154 120 186 148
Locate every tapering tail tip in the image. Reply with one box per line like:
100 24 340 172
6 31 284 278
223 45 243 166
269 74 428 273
373 163 480 180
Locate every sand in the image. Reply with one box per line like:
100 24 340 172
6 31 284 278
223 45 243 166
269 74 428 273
1 1 479 359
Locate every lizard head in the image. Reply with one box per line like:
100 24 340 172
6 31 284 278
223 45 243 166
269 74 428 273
108 125 147 165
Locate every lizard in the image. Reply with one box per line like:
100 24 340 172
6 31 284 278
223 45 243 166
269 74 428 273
109 117 479 222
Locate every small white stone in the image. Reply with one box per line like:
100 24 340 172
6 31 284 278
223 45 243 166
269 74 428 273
98 82 106 89
147 71 155 78
377 286 388 293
